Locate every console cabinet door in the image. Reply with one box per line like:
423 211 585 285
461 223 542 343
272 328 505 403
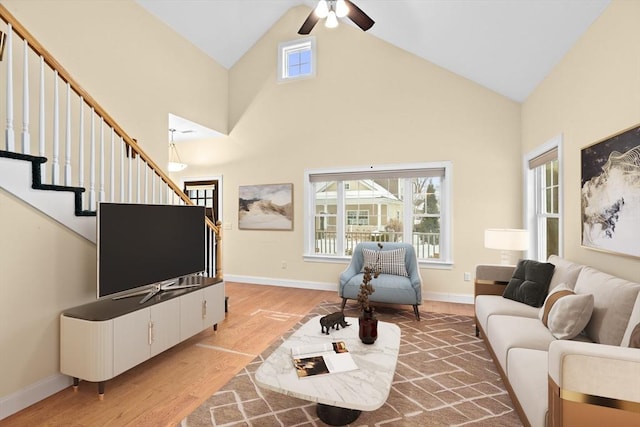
150 298 181 356
113 308 151 377
180 290 205 340
203 282 225 327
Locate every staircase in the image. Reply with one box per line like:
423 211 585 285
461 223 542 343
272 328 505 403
0 5 221 274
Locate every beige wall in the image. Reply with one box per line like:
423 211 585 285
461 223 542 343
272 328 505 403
522 0 640 283
174 6 523 297
1 0 228 166
0 0 228 404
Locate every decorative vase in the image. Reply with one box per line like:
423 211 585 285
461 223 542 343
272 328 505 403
358 308 378 344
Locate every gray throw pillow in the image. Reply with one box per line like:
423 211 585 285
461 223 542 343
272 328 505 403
502 259 555 307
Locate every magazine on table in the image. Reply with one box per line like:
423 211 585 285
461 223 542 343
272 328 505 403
291 341 358 378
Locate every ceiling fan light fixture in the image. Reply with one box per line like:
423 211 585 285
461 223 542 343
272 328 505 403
314 0 329 18
325 10 339 28
335 0 349 18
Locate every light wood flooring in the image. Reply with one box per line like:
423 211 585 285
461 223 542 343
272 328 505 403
3 282 473 427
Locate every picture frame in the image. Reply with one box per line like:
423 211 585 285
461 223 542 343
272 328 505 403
581 124 640 258
238 183 293 230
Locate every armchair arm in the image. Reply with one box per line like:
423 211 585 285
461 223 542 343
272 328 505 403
549 340 640 403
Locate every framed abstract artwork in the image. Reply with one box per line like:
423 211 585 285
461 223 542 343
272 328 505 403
581 124 640 257
238 183 293 230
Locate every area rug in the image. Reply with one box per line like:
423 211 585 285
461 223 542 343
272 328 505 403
181 302 522 426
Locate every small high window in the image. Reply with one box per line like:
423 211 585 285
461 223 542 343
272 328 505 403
278 37 316 82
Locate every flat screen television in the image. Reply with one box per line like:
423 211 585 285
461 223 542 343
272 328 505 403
97 202 206 302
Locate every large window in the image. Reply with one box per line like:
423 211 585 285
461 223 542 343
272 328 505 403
304 163 452 265
526 138 562 261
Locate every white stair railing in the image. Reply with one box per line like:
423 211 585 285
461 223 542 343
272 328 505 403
0 5 222 278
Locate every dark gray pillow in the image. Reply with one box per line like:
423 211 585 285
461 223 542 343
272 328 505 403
502 259 555 307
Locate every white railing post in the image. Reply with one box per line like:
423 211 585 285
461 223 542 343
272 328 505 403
136 155 141 203
78 98 84 199
5 24 14 151
127 146 132 203
38 55 45 179
51 70 60 185
119 137 125 202
89 109 96 210
110 128 115 202
99 118 105 203
21 38 30 154
64 83 71 185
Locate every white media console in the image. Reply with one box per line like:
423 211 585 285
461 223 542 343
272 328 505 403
60 277 225 397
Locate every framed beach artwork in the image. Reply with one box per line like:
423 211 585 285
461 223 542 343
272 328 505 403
238 183 293 230
581 124 640 258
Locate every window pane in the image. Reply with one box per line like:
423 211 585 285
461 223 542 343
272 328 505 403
546 217 559 258
314 181 337 255
411 177 441 259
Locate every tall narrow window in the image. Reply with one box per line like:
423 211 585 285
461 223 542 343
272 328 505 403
526 140 562 261
278 37 316 82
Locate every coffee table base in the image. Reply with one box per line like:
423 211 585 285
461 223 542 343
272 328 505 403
316 403 362 426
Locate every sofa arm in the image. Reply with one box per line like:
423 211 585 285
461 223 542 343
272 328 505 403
549 340 640 404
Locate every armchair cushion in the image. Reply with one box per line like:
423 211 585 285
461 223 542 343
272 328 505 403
361 247 408 276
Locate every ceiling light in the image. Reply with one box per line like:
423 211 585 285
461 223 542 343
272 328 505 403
168 129 187 172
335 0 349 18
314 0 329 18
325 10 339 28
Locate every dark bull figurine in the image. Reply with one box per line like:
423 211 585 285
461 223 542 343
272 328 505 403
320 312 350 335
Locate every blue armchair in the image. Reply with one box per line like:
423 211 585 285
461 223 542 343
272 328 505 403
339 242 423 320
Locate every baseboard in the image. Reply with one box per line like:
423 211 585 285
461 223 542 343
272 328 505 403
423 291 474 305
223 274 338 292
223 275 474 305
0 373 72 420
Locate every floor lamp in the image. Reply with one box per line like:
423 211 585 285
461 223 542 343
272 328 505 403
484 229 529 265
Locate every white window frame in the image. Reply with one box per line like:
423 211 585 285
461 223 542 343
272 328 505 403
524 135 563 261
277 37 316 82
304 162 453 269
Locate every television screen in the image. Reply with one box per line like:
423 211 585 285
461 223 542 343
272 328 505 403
97 202 206 299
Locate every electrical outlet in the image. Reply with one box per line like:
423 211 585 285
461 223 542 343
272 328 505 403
464 272 471 281
281 261 287 269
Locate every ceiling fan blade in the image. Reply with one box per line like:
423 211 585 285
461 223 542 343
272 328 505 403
298 11 320 35
344 0 374 31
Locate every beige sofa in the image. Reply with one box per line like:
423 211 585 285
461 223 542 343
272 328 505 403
475 255 640 427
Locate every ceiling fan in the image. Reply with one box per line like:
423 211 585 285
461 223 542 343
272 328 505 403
298 0 374 35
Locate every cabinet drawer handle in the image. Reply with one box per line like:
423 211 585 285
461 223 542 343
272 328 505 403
202 300 207 319
148 321 154 345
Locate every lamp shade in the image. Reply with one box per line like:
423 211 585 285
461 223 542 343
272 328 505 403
484 229 529 251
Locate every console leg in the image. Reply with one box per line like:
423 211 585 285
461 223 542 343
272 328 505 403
213 323 218 332
98 382 105 400
72 377 79 392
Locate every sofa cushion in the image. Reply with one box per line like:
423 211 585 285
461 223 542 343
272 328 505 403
475 295 540 336
621 291 640 347
507 348 548 427
486 315 555 372
574 266 640 346
502 259 555 307
547 255 584 291
539 283 594 340
361 247 408 277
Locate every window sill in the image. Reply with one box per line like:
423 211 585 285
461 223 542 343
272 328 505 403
303 254 453 270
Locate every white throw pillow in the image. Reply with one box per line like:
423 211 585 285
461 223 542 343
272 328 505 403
539 283 594 340
361 247 408 277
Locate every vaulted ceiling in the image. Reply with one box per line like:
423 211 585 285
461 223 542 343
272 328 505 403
137 0 610 103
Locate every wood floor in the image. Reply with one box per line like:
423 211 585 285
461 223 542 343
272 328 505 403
3 282 473 427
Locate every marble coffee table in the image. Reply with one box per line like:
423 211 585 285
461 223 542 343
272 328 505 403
255 315 401 425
